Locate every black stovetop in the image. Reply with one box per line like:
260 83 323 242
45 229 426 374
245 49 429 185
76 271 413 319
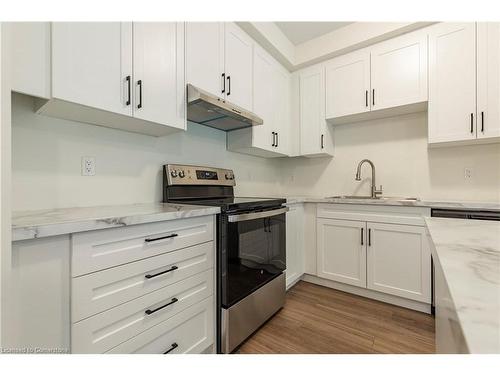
170 197 286 212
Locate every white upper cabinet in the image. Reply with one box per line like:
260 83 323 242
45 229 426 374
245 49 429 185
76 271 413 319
12 22 186 136
227 41 292 158
325 49 370 119
325 29 428 123
10 22 51 99
477 23 500 140
370 31 428 111
185 22 225 99
224 23 253 110
132 22 185 130
299 65 334 157
51 22 133 116
252 45 276 153
428 23 477 144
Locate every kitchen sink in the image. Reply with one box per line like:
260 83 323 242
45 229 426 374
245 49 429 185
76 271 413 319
327 195 420 202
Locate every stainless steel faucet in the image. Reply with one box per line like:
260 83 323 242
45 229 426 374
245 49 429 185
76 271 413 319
355 159 383 199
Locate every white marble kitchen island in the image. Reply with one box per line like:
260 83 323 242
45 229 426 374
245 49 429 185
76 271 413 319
425 217 500 353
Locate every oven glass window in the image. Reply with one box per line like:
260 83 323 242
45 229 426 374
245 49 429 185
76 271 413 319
222 212 286 308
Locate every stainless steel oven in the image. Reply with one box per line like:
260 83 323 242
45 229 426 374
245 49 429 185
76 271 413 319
163 164 287 353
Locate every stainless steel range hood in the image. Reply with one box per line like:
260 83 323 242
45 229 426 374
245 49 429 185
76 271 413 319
186 84 263 132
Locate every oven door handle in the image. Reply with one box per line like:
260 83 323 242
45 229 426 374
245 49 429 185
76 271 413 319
227 207 289 223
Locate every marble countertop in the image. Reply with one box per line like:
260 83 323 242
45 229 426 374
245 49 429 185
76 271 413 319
284 196 500 211
425 217 500 353
12 203 220 241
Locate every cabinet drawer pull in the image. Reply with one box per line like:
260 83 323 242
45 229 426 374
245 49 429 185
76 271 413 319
144 233 178 243
321 134 324 149
125 75 131 106
163 342 178 354
368 228 372 246
227 76 231 96
481 111 484 133
361 228 364 246
276 132 279 147
137 79 143 109
365 90 368 107
272 132 276 147
145 298 178 315
372 89 375 106
145 265 178 279
222 73 225 94
470 113 474 133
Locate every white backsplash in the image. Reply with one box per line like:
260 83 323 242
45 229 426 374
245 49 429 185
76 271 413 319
11 94 500 212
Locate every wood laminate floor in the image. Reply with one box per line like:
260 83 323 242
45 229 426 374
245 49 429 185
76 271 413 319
237 281 435 354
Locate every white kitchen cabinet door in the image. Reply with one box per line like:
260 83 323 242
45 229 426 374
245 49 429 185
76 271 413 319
317 218 366 288
366 222 431 303
325 49 370 119
286 204 304 289
371 31 428 111
299 65 333 157
224 23 253 110
133 22 185 130
252 45 277 153
428 23 477 144
477 22 500 140
275 65 292 156
185 22 225 99
10 22 51 99
51 22 133 116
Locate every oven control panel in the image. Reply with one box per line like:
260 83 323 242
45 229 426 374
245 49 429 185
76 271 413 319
164 164 235 186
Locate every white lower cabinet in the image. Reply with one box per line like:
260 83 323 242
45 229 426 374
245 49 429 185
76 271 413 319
285 204 304 289
106 297 214 354
316 204 431 306
317 218 366 288
366 222 431 303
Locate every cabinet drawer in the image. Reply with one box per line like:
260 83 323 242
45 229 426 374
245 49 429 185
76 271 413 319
72 216 214 276
72 241 214 322
72 269 213 353
106 297 214 354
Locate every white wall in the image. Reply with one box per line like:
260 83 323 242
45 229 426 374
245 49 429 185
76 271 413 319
279 111 500 203
11 93 282 211
11 95 500 212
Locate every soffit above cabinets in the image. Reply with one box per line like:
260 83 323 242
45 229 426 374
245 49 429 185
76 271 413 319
237 21 436 71
275 22 353 45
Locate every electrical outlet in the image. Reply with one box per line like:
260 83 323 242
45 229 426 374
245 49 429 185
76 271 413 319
464 167 473 180
81 156 96 176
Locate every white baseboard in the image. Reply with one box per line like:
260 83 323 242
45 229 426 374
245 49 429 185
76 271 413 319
301 274 431 314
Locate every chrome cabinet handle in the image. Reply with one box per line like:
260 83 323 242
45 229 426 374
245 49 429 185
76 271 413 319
227 76 231 96
222 73 225 94
276 132 279 147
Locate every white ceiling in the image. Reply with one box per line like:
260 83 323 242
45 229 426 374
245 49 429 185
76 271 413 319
275 22 353 45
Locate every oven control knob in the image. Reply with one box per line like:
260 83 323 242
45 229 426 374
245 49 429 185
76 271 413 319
170 170 178 178
178 170 185 178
